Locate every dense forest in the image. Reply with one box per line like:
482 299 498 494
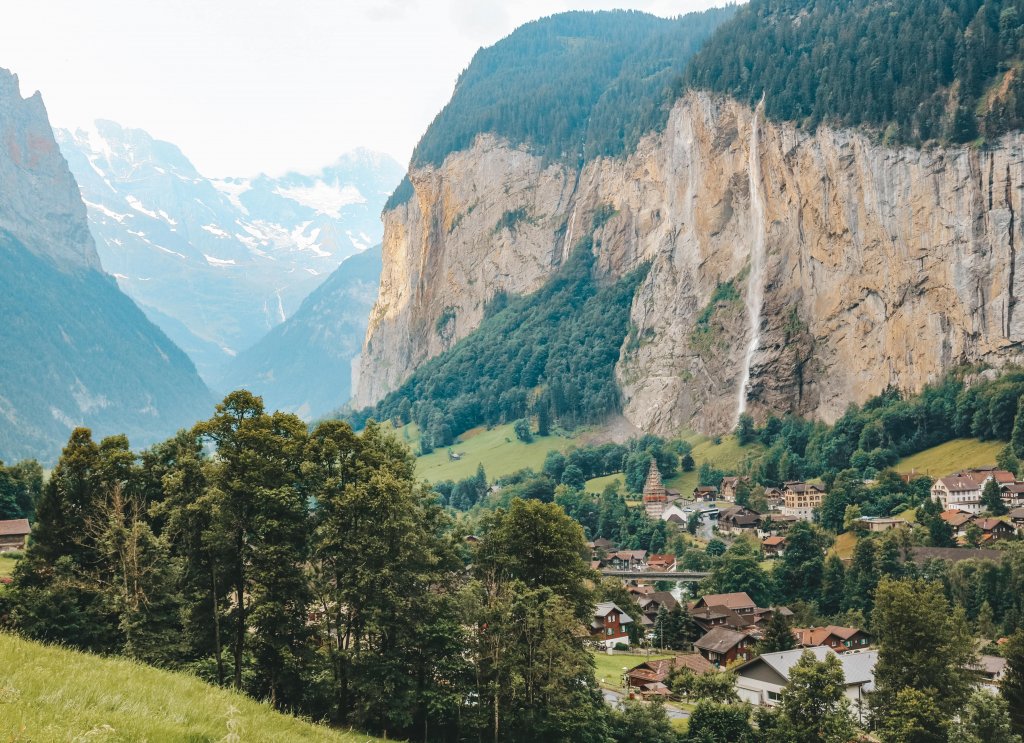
685 0 1024 144
384 7 736 210
350 242 648 452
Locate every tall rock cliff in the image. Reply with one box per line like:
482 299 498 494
0 68 211 463
357 91 1024 435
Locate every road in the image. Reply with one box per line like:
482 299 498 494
601 688 690 720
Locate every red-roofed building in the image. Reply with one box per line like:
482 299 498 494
761 536 786 558
792 625 871 653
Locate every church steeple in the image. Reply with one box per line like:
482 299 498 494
642 458 667 502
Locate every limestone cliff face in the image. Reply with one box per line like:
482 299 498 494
357 92 1024 435
0 69 99 271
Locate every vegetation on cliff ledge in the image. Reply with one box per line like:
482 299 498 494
350 243 649 453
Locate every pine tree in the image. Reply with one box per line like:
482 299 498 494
1003 630 1024 736
758 611 796 654
820 554 847 616
871 577 977 735
982 477 1008 515
775 651 857 742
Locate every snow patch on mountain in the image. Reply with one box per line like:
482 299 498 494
274 182 366 217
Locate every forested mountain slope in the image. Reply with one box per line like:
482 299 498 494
219 245 382 419
0 68 210 463
685 0 1024 145
358 3 1024 438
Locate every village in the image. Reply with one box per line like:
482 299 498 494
579 459 1024 720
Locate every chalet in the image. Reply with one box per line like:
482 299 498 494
764 487 784 508
642 460 670 518
975 517 1015 543
734 647 877 722
974 654 1008 692
693 485 719 502
781 481 825 521
694 627 755 666
931 473 984 513
939 509 975 538
720 476 752 502
1010 507 1024 535
717 506 762 536
625 654 713 691
638 591 679 627
761 536 785 558
792 626 871 653
0 519 30 552
693 592 757 615
646 553 677 572
606 550 648 571
592 602 633 648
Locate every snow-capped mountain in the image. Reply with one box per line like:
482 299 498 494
57 121 403 381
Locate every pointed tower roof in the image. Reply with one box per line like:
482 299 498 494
643 458 668 502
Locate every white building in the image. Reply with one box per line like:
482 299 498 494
931 474 985 513
733 647 877 723
780 482 825 521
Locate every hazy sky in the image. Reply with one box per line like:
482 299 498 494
2 0 726 178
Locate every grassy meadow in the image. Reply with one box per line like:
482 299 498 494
407 422 577 482
895 437 1006 477
0 633 388 743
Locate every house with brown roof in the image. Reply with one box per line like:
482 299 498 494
717 506 762 536
607 550 647 570
974 654 1008 691
646 553 677 571
932 473 985 513
0 519 30 552
638 591 679 623
625 654 714 691
781 481 825 521
792 625 871 653
720 476 752 502
692 592 757 615
694 627 755 666
1010 507 1024 535
592 602 633 648
1000 482 1024 509
761 536 785 558
693 485 719 502
939 509 975 538
975 517 1015 542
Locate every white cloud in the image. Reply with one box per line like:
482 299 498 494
0 0 729 177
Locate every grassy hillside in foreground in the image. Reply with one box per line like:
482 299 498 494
411 422 577 482
895 438 1006 477
0 633 387 743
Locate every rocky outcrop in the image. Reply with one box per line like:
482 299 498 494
0 67 211 463
0 69 98 271
357 91 1024 435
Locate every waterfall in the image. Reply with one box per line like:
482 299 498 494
736 96 767 424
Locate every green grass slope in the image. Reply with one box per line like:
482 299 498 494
896 438 1006 477
666 433 764 495
414 422 575 482
0 633 387 743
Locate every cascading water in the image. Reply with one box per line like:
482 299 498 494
736 96 767 424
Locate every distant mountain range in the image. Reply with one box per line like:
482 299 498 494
56 123 403 382
218 245 382 420
0 69 210 463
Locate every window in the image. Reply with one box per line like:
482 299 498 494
767 691 782 702
607 628 613 636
